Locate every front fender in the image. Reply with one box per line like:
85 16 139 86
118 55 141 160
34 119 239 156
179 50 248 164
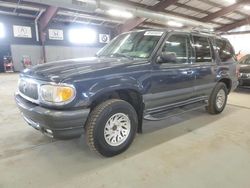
78 76 143 106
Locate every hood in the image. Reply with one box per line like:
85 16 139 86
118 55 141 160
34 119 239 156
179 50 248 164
239 64 250 73
21 57 147 83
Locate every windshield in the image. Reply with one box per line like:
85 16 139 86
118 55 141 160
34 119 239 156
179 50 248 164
97 31 164 59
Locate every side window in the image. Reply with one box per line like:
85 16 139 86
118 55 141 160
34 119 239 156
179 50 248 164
193 36 212 63
162 34 191 63
215 39 235 62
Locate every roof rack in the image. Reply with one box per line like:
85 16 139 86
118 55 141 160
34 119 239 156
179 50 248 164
190 26 218 36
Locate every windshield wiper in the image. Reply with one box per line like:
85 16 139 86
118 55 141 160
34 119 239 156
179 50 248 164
110 53 134 60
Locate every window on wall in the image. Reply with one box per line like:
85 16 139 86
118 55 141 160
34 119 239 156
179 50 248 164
215 39 235 62
0 22 4 38
162 34 191 63
193 36 212 63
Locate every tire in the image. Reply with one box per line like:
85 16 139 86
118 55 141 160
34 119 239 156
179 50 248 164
85 99 138 157
207 82 228 114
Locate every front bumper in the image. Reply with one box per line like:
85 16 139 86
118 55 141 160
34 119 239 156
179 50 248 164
15 94 90 139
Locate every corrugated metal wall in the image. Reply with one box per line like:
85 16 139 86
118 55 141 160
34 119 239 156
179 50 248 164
11 45 42 71
45 46 100 62
11 45 100 71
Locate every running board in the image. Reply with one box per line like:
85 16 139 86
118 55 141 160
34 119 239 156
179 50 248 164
144 101 207 121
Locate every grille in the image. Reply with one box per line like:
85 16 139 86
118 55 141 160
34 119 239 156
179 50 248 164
18 79 39 100
241 73 250 78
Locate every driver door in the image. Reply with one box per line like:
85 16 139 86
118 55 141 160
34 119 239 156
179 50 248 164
144 33 196 110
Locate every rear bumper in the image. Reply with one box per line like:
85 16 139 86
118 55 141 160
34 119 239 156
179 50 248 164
239 78 250 86
15 94 90 139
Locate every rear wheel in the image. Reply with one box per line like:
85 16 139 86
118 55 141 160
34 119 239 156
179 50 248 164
207 82 228 114
85 99 138 157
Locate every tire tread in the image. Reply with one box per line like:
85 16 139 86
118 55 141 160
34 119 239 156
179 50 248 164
207 82 227 115
85 99 128 156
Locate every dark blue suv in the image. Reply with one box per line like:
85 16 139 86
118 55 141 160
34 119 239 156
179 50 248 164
15 29 238 157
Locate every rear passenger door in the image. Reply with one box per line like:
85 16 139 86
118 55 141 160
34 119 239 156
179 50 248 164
191 35 217 98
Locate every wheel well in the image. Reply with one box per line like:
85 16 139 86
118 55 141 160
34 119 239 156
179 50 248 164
219 78 232 93
90 89 144 133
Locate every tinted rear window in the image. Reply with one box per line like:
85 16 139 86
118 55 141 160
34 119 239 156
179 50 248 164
215 39 235 62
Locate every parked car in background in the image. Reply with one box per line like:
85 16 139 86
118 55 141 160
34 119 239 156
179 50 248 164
238 55 250 86
15 29 238 157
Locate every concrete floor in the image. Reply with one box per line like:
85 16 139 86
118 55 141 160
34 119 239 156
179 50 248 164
0 73 250 188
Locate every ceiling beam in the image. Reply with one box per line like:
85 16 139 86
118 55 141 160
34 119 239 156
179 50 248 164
151 0 178 11
217 16 250 31
118 0 148 8
38 6 58 63
200 0 248 22
222 30 250 35
116 17 147 33
2 0 47 9
39 6 58 32
117 0 178 33
163 10 221 27
198 0 248 17
175 3 236 23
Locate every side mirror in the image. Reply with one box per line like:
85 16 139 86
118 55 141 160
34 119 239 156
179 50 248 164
157 52 177 64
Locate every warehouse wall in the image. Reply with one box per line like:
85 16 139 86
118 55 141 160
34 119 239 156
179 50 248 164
45 46 100 62
11 45 101 71
11 45 43 71
0 15 115 72
0 15 39 46
0 15 114 47
223 34 250 55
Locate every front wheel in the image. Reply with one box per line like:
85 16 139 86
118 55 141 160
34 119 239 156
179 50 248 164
85 99 138 157
207 82 228 114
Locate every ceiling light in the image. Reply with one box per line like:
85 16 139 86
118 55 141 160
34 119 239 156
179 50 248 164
167 21 184 28
107 9 133 19
0 22 5 38
68 28 97 44
244 5 250 10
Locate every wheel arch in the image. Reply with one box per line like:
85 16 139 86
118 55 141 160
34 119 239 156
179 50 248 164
218 78 232 94
88 88 144 133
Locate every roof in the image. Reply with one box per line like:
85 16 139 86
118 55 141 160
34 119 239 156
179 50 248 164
124 28 227 39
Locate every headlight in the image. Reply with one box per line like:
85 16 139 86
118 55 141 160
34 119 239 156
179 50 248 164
40 84 75 104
